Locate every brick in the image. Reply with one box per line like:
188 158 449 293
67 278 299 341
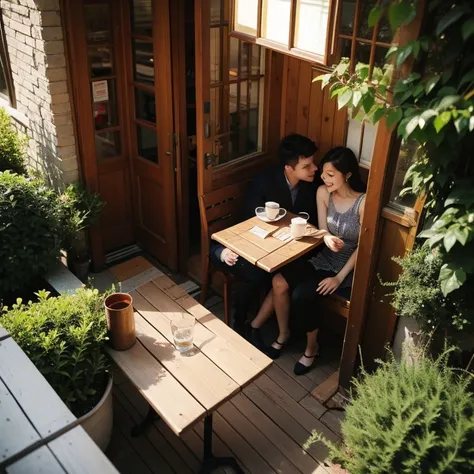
25 36 35 47
49 80 67 95
53 113 73 126
35 0 60 11
10 4 29 16
51 92 70 105
10 19 30 36
46 67 67 82
41 26 62 40
41 11 61 27
62 169 79 184
51 101 71 114
57 143 76 157
43 40 63 54
46 53 65 68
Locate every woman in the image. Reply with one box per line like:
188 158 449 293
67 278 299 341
250 147 366 375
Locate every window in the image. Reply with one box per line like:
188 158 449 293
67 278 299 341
0 10 15 106
212 1 266 166
231 0 335 64
338 0 393 168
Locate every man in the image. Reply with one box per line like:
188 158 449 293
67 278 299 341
210 133 321 336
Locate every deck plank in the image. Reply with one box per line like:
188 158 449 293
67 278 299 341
274 353 316 393
231 392 327 474
6 446 65 474
265 363 309 401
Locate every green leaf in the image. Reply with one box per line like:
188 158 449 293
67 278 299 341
372 107 386 124
470 116 474 132
462 18 474 41
355 63 370 80
405 116 420 137
396 44 414 68
389 1 416 31
338 89 353 109
437 95 460 110
362 92 375 113
418 109 438 129
439 264 466 296
455 228 470 246
444 231 457 252
385 45 398 59
436 6 470 36
459 69 474 89
351 90 362 108
335 60 350 76
425 75 440 95
386 108 403 129
434 111 451 132
368 6 383 27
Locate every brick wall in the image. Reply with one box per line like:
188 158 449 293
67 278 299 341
1 0 79 186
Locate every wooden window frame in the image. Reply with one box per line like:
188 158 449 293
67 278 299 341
230 0 340 66
0 10 16 107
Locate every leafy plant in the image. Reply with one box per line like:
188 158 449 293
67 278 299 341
306 348 474 473
315 0 474 300
58 183 104 260
0 108 27 175
1 288 111 417
0 171 65 294
384 245 474 331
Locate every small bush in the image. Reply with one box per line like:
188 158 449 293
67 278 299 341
0 171 65 294
307 350 474 474
1 288 111 417
385 246 473 332
0 108 27 175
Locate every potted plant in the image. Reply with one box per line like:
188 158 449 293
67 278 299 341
305 348 474 473
0 288 114 451
59 183 104 280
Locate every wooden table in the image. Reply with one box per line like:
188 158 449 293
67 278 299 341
108 274 272 474
0 329 119 474
211 213 325 272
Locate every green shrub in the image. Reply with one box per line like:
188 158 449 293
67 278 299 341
0 171 65 294
0 108 27 175
307 350 474 474
1 288 111 417
385 246 474 332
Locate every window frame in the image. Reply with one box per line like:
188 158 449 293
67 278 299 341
0 9 16 107
230 0 340 66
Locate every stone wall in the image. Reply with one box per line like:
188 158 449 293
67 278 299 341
0 0 79 186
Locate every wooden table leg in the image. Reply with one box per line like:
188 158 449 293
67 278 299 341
131 405 160 437
199 414 244 474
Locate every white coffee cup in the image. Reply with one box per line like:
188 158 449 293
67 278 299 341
291 216 307 239
265 201 280 220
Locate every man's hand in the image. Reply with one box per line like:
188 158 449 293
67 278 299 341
323 234 344 252
316 276 342 295
221 248 239 266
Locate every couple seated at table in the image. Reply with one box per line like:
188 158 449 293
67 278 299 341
210 134 366 376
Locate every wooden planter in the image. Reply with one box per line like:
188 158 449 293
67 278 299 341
78 374 114 451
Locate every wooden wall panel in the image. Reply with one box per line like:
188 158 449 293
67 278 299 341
280 57 347 161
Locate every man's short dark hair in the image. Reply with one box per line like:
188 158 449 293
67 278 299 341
277 134 318 167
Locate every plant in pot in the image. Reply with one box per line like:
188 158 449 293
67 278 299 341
59 183 105 280
1 288 114 451
305 348 474 473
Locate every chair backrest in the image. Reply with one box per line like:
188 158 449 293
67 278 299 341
198 182 250 259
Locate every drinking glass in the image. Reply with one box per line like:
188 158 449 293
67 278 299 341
170 314 196 353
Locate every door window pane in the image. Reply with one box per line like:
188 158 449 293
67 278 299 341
389 141 418 209
133 39 154 85
135 88 156 123
95 131 121 161
84 4 110 44
234 0 258 36
229 37 240 81
295 0 330 57
92 80 117 130
262 0 291 46
131 0 153 37
210 0 222 25
340 0 356 35
88 46 113 78
0 59 9 100
137 125 158 163
210 28 221 84
251 45 263 74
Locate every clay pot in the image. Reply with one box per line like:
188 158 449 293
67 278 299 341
105 293 136 351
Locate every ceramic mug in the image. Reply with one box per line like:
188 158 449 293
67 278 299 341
265 201 280 220
290 212 309 239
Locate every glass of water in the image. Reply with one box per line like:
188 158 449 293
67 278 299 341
170 314 196 353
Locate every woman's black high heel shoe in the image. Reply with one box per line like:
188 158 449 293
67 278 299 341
266 337 290 360
293 351 320 376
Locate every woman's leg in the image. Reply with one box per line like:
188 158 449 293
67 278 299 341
250 290 274 329
270 273 291 348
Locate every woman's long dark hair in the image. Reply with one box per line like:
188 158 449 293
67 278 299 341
319 147 367 193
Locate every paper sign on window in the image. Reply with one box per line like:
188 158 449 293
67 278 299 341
92 80 109 103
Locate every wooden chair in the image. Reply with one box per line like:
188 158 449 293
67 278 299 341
323 294 350 319
198 182 250 325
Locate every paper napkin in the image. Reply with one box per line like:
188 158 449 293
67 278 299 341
249 225 272 239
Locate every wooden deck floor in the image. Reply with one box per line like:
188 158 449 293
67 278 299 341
106 342 344 474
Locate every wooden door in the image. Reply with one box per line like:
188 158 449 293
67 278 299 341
124 0 178 270
194 0 275 195
68 0 135 266
66 0 178 270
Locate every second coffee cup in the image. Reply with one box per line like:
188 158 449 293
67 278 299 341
265 201 280 220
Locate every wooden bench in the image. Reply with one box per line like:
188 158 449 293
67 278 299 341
0 329 119 474
107 274 272 474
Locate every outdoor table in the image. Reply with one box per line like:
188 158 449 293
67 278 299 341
211 212 325 272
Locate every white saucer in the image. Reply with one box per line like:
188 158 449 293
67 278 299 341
255 208 287 223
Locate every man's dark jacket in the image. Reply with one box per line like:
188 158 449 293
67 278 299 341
211 166 321 261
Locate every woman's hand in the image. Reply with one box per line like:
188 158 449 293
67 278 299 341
221 248 239 266
324 234 344 252
317 276 342 295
